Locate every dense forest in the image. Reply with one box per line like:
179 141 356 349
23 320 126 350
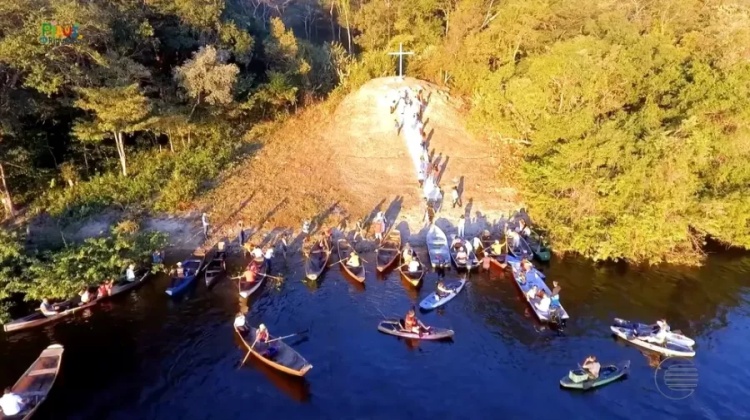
1 0 749 313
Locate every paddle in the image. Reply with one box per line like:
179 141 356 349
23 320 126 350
241 334 261 366
264 329 310 344
258 272 284 281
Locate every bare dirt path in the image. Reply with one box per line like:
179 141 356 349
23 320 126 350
195 77 521 250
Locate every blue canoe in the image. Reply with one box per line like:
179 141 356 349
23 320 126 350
505 255 569 322
165 254 206 296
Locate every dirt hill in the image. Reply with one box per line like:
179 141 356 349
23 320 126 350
196 76 521 249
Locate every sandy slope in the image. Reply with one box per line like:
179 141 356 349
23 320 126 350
196 76 521 249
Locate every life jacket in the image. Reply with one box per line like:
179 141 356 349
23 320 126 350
404 315 416 329
98 285 109 297
256 329 269 342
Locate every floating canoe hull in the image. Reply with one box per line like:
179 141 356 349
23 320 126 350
234 322 312 377
376 231 401 273
7 344 64 420
560 361 630 390
612 318 695 347
377 320 454 340
304 238 332 281
611 326 695 357
419 279 466 310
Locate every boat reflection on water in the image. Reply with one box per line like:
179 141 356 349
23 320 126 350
232 333 312 403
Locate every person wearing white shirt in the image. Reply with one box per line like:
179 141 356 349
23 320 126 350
126 264 136 281
457 215 466 238
0 387 25 416
525 285 538 301
408 260 420 272
535 292 551 313
252 247 263 260
201 212 209 240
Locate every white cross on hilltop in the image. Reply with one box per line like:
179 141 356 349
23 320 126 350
387 43 414 80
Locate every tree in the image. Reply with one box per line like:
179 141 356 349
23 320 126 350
173 46 240 119
73 84 151 176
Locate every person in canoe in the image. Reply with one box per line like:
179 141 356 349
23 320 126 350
582 356 601 380
126 264 136 281
0 387 26 417
491 240 505 256
643 320 670 344
517 219 531 237
535 291 551 313
97 281 110 299
251 245 263 261
79 287 93 305
408 259 420 273
169 262 185 287
256 324 271 344
243 263 259 284
550 281 561 306
402 244 413 265
152 250 163 264
456 247 468 265
39 298 59 317
347 250 361 267
403 309 429 334
436 280 453 296
525 285 539 301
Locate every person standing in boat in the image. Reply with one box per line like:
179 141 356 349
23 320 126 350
456 246 468 265
39 299 59 317
535 291 551 313
0 387 25 417
97 282 110 299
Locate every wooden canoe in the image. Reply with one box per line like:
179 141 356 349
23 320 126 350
376 231 401 273
239 258 267 298
205 250 227 287
337 238 365 283
234 323 312 377
398 247 424 287
2 344 64 420
3 298 99 334
304 237 332 281
109 267 151 297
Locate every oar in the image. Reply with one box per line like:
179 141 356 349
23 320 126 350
258 272 283 281
264 329 309 344
241 333 261 366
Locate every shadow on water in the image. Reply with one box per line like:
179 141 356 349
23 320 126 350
0 248 749 419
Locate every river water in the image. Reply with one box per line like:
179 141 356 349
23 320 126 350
1 249 748 419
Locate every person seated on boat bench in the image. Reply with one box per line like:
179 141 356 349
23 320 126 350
79 287 92 305
582 356 600 380
251 245 263 260
645 320 670 344
525 286 538 301
347 251 361 267
456 247 468 265
403 309 429 334
97 282 110 299
535 291 551 313
126 264 136 281
437 281 452 296
39 298 59 317
152 250 163 264
243 264 258 284
452 238 462 250
408 260 420 273
0 387 25 417
234 313 248 334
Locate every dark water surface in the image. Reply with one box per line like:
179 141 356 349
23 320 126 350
1 250 749 419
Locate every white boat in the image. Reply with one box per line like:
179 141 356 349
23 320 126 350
419 279 466 310
426 224 450 269
611 326 696 357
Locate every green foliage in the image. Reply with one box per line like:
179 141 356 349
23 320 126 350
342 0 750 263
0 230 29 300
